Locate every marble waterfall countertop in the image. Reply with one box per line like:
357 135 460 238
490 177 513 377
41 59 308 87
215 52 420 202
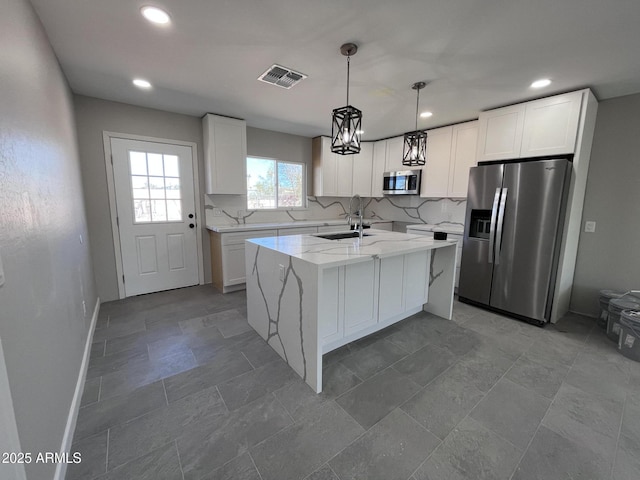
406 223 464 235
206 218 391 233
247 229 457 268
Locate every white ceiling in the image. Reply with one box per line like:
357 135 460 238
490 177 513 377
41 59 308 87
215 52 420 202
30 0 640 140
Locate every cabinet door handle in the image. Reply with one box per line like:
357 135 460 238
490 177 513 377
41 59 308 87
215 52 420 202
189 223 195 229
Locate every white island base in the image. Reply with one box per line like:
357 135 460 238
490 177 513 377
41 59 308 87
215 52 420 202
245 230 457 393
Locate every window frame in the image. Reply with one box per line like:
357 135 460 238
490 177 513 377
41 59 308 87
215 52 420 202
246 156 307 211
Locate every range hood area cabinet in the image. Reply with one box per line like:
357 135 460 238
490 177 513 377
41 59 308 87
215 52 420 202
420 120 479 198
476 90 585 162
202 113 247 194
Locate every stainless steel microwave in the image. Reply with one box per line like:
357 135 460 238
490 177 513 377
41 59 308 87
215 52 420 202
383 170 421 195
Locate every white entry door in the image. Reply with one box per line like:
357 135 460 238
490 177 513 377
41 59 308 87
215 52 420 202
111 138 199 297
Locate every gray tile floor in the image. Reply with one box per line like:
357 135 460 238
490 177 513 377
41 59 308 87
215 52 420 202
67 285 640 480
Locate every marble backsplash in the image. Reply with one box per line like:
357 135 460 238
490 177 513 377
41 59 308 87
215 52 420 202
205 194 466 228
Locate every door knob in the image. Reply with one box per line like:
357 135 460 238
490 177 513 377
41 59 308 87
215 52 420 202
189 223 195 228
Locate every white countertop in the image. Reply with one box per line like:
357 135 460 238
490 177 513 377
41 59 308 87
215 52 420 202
406 223 465 235
207 218 392 233
247 229 457 268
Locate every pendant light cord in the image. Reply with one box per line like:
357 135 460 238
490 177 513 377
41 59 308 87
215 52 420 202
346 55 350 106
415 87 420 131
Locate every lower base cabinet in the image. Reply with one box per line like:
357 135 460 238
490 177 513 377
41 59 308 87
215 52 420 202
319 250 430 348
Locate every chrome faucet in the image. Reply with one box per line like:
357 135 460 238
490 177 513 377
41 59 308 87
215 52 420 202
348 194 364 240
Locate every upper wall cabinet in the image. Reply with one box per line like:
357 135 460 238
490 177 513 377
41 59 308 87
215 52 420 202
420 126 453 198
371 140 387 197
520 91 582 157
313 136 354 197
203 114 247 194
449 121 479 197
477 91 583 162
420 121 478 198
352 142 373 197
383 136 405 172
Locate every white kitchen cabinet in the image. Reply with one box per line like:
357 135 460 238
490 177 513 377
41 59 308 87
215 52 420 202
203 114 247 194
319 267 342 344
337 154 354 197
378 256 404 319
343 260 378 336
210 229 277 292
384 136 406 172
448 121 479 197
520 91 582 157
313 136 354 197
476 104 525 162
420 121 478 198
371 140 387 197
420 126 453 198
477 90 584 162
378 252 430 320
352 142 373 197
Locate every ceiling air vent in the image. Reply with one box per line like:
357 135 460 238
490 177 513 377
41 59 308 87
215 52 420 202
258 64 307 89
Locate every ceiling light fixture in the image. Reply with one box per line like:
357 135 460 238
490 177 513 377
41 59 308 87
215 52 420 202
531 78 551 89
420 111 433 118
133 78 152 89
403 82 428 167
331 43 362 155
140 6 171 25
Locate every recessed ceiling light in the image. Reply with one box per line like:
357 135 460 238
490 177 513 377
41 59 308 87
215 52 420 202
133 78 152 89
420 111 433 118
531 78 551 89
356 130 364 135
141 6 171 24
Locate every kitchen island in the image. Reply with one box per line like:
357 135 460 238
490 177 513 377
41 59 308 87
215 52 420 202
245 230 457 393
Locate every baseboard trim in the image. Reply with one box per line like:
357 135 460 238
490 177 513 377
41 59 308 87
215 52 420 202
54 297 100 480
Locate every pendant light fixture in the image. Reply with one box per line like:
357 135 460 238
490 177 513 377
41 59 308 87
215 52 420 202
403 81 428 166
331 43 362 155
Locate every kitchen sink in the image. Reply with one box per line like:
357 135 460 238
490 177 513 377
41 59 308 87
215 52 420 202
315 231 371 240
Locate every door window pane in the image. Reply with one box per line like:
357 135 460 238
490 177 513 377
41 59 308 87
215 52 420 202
129 151 184 223
165 178 181 199
147 153 164 176
129 151 147 175
151 200 167 221
131 176 149 199
134 199 151 222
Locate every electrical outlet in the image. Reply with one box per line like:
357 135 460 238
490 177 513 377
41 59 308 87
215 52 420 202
279 264 285 281
584 221 596 233
213 208 222 216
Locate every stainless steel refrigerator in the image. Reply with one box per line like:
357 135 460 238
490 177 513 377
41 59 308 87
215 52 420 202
458 157 571 325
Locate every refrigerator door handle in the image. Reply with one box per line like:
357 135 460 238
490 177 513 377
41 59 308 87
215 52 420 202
488 188 501 264
494 188 508 265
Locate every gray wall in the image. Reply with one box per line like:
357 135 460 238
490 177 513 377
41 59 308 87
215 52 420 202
571 93 640 316
74 95 208 301
0 1 97 479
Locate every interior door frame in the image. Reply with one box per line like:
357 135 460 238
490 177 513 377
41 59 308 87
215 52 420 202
103 132 204 299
